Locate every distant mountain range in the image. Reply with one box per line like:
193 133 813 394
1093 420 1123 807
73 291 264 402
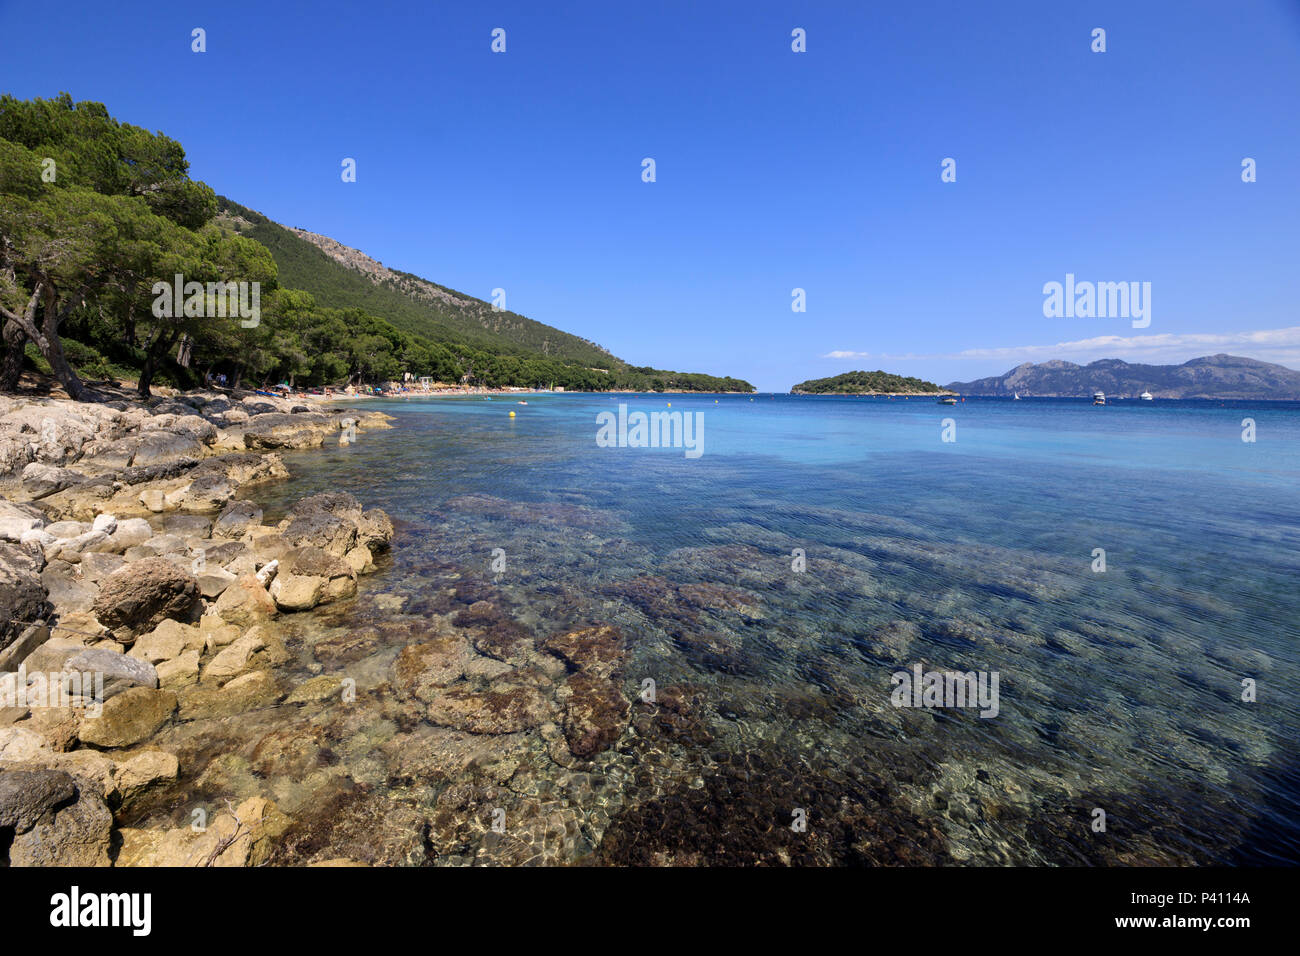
946 355 1300 399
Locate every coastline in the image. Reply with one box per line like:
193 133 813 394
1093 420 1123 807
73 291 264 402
0 386 396 865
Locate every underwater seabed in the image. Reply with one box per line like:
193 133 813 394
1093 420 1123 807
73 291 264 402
111 482 1298 865
117 396 1300 865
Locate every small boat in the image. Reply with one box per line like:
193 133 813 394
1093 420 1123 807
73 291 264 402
1140 390 1153 401
1093 391 1106 406
937 395 958 405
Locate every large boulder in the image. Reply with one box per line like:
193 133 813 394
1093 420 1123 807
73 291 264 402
19 462 86 500
356 509 394 553
130 431 205 467
113 750 179 802
91 557 198 639
107 517 153 551
279 493 392 556
190 452 288 488
280 510 358 557
142 414 217 445
270 547 358 611
0 500 45 542
201 632 266 682
242 412 334 449
177 473 235 512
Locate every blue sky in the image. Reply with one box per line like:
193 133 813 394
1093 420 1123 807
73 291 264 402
4 0 1299 390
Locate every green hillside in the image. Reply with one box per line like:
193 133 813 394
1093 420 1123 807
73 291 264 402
216 197 616 368
0 93 752 396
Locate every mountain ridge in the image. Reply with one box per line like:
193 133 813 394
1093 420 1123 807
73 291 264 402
216 197 618 368
946 354 1300 399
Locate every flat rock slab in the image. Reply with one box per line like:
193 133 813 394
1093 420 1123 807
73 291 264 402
78 687 177 749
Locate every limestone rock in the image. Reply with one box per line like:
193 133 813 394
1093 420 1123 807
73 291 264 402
113 750 179 801
212 574 278 627
77 687 177 749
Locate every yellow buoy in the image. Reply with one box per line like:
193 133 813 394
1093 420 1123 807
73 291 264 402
667 402 671 407
509 411 516 418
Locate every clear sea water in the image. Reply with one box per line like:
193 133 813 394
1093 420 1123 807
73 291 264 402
242 393 1300 865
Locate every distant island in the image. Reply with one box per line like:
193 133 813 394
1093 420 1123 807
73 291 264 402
946 354 1300 400
791 370 951 395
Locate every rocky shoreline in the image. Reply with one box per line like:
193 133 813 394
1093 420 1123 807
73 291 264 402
0 388 394 865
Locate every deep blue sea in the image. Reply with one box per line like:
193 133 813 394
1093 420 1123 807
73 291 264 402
256 393 1300 864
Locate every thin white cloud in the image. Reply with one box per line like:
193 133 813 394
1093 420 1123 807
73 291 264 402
824 326 1300 367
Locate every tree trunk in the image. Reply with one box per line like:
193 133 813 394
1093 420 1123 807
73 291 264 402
3 282 90 400
0 287 40 393
42 332 88 401
137 327 179 399
37 285 89 401
0 319 27 392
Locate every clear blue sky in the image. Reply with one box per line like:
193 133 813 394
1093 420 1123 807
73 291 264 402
4 0 1299 390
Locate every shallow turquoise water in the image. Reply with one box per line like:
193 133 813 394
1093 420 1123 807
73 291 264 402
259 393 1300 864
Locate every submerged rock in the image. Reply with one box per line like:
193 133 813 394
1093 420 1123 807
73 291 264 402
424 684 552 734
540 624 626 678
391 637 471 702
268 783 429 866
559 673 630 758
116 796 289 867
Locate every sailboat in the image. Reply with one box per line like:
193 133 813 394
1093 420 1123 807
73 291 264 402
1013 392 1021 401
1140 390 1153 401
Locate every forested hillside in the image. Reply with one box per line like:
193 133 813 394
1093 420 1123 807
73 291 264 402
0 94 753 396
